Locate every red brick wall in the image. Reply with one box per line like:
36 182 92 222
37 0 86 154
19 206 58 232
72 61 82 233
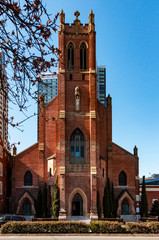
12 143 39 212
45 96 58 180
110 143 137 197
140 186 159 213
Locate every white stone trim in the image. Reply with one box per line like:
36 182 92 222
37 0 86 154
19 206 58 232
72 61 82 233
60 166 65 175
39 143 44 151
90 110 96 119
60 110 65 119
91 166 97 175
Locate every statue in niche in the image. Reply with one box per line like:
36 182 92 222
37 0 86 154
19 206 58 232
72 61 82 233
75 86 80 112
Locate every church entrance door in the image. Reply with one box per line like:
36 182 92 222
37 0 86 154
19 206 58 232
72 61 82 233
121 199 129 215
72 193 83 216
22 198 31 215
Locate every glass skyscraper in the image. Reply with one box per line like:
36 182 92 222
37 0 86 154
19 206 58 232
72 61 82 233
38 72 58 106
37 72 58 139
97 66 106 107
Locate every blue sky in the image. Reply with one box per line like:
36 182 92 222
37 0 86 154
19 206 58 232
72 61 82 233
9 0 159 177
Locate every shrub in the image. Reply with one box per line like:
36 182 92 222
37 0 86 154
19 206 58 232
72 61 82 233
52 176 60 218
103 178 116 218
140 176 148 217
42 183 48 218
147 222 159 233
125 222 159 233
1 221 89 234
151 200 159 216
125 222 149 233
97 191 101 218
35 188 43 217
90 221 125 233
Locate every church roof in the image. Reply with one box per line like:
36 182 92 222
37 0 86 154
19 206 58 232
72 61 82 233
47 154 56 160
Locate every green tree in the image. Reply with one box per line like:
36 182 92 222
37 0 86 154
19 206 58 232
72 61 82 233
42 183 48 217
47 185 52 217
97 191 101 218
35 188 42 217
52 176 60 218
111 182 116 217
103 178 110 218
151 200 159 216
103 178 116 218
140 176 148 217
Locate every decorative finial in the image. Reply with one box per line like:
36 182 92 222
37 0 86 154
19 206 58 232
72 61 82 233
107 94 112 107
74 10 80 20
134 145 138 156
13 145 17 156
60 9 65 25
89 9 95 32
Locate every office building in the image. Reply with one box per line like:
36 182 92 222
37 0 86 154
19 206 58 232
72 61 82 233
38 72 58 106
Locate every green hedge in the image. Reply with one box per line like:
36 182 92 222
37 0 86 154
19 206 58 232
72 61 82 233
1 221 89 234
90 221 125 233
125 222 159 234
2 221 159 234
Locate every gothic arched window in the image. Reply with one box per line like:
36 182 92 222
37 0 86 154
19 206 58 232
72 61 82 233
24 171 32 186
80 42 87 70
119 171 127 186
70 128 85 164
68 42 74 69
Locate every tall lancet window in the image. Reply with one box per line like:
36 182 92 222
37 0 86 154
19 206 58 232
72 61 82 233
24 171 33 186
70 128 85 164
80 42 87 70
119 171 127 186
68 42 74 69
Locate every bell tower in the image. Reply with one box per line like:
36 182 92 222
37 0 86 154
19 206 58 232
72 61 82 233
58 10 98 220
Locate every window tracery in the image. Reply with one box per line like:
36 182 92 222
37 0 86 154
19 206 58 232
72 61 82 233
80 42 87 70
68 42 74 69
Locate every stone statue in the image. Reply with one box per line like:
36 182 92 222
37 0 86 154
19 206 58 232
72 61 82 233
75 86 80 111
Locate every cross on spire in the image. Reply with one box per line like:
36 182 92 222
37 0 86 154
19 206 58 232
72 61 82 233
74 10 80 20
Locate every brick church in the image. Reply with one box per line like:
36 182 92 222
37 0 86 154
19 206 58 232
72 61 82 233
11 10 139 220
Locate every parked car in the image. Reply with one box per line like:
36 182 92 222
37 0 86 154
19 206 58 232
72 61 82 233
0 215 26 227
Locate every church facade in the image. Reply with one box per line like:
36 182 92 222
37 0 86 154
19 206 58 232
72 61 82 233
11 10 139 219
